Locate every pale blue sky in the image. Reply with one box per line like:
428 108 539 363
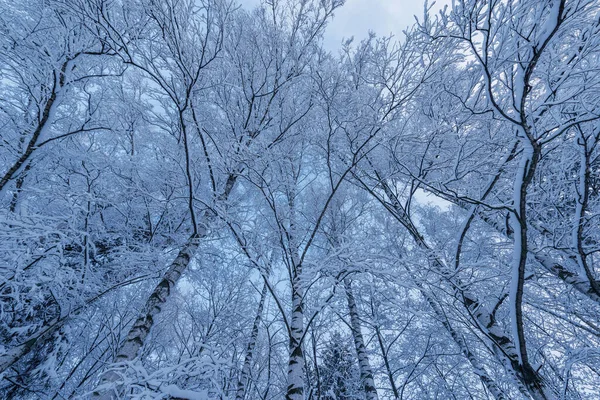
240 0 451 50
323 0 450 49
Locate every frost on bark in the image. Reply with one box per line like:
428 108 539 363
344 279 379 400
402 268 508 400
361 175 550 399
286 269 305 400
235 282 268 400
92 234 201 399
0 59 68 194
508 138 547 399
424 183 600 306
93 174 237 398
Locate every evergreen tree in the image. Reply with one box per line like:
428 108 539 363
319 332 361 400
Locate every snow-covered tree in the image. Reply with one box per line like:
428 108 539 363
2 0 600 399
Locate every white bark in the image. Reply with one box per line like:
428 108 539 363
371 176 550 399
235 282 268 400
93 174 237 399
286 271 305 400
344 279 379 400
93 234 201 399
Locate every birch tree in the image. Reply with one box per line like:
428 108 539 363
2 0 600 398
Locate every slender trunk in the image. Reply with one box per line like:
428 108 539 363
262 326 273 400
286 269 305 400
364 174 548 399
384 257 507 400
180 111 198 234
373 324 400 399
235 282 268 400
8 163 31 213
0 104 52 193
93 234 201 399
118 236 200 362
509 139 549 399
423 289 507 399
573 132 600 295
93 174 237 399
0 60 68 194
285 186 305 400
344 279 378 400
311 329 322 399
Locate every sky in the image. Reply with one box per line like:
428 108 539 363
323 0 450 50
239 0 454 209
241 0 451 50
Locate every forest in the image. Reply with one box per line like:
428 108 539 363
1 0 600 398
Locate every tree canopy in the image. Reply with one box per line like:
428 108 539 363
1 0 600 399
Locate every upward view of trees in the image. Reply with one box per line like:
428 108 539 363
1 0 599 398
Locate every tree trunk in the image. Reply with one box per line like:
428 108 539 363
365 174 549 399
93 174 237 399
344 279 378 400
416 283 507 400
286 263 305 400
235 282 268 400
0 60 68 195
508 139 548 399
92 234 201 399
370 314 399 399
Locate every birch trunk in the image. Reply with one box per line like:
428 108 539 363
286 269 305 400
344 279 378 400
366 175 549 399
92 234 201 399
93 174 237 399
235 282 268 400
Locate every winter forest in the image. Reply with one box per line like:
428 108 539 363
1 0 600 398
